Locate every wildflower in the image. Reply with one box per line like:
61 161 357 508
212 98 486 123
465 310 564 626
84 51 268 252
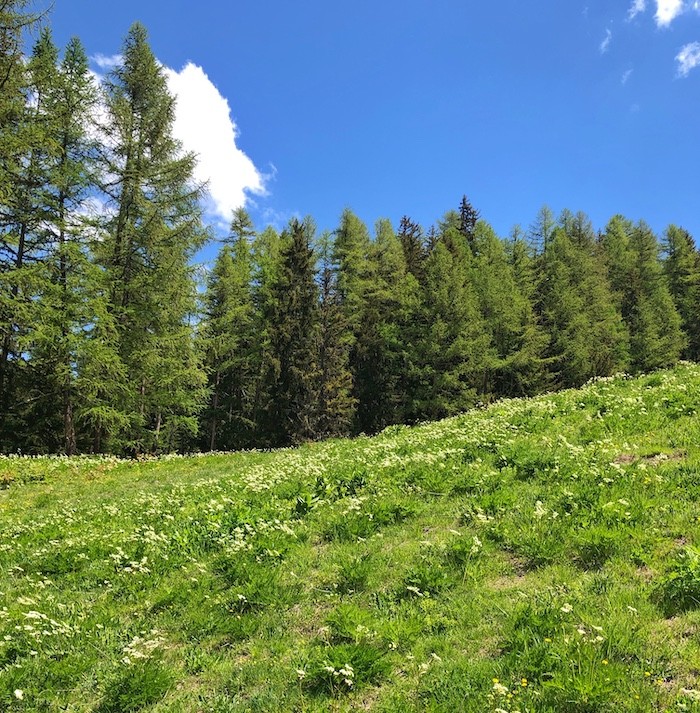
296 669 306 679
602 659 609 665
493 681 509 696
560 603 573 613
14 690 24 700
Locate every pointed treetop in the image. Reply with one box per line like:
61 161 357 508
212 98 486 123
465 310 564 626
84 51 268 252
458 195 480 241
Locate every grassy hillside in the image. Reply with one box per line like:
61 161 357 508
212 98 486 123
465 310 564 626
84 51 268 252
1 365 700 712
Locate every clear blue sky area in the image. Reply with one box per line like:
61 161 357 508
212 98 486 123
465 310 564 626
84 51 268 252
49 1 700 244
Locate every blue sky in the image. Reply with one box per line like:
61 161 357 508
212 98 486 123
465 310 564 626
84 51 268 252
49 1 700 247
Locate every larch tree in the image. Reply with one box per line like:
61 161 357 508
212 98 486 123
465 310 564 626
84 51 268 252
263 218 320 446
414 223 490 419
0 25 59 449
625 222 685 371
316 231 355 438
458 194 480 251
397 215 425 283
201 208 258 451
98 22 209 453
21 34 107 454
471 221 549 397
663 225 700 361
539 226 628 387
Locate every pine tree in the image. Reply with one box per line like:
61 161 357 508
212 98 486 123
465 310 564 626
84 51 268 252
0 26 60 449
316 232 355 438
625 222 685 371
506 229 552 395
201 210 258 451
264 218 319 446
539 226 628 387
471 221 549 397
249 224 282 437
414 233 490 419
528 205 556 255
601 217 684 371
600 215 634 314
397 215 425 282
663 225 700 361
458 194 480 250
358 218 420 430
98 23 209 452
21 35 105 454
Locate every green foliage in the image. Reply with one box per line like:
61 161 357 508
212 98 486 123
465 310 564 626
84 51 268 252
0 365 700 710
201 215 258 450
98 22 209 453
97 660 174 712
263 218 320 445
301 643 390 696
539 224 629 387
654 546 700 616
664 224 700 361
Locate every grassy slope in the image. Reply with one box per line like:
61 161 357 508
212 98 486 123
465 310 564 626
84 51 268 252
1 365 700 712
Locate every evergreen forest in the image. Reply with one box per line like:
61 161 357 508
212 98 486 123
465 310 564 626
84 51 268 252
2 8 699 456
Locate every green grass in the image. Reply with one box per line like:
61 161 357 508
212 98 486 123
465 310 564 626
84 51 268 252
2 364 700 711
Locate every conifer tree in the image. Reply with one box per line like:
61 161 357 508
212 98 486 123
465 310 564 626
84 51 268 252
0 25 59 448
472 221 548 397
316 232 355 437
413 224 490 419
506 229 551 394
528 205 556 255
359 218 420 429
332 210 378 431
625 222 685 371
458 194 480 251
663 225 700 361
249 224 282 435
601 217 684 371
21 34 105 454
201 210 257 451
264 218 319 446
539 226 628 387
98 23 208 452
397 215 425 282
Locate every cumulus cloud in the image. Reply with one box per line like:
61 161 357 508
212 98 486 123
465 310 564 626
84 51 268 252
676 41 700 75
627 0 647 20
164 63 266 223
91 53 123 71
600 28 613 53
655 0 685 26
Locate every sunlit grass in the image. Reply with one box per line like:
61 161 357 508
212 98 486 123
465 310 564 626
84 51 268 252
1 364 699 711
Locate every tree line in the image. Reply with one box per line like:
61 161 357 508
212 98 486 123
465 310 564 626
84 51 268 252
1 10 699 454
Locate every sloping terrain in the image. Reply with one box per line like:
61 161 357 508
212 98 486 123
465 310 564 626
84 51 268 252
1 365 700 712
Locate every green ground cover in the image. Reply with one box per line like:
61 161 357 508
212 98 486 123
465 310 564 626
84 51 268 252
1 364 700 712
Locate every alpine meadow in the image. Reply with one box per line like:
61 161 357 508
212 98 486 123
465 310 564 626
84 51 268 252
2 2 700 712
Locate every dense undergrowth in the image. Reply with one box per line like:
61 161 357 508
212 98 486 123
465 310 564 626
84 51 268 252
1 364 700 711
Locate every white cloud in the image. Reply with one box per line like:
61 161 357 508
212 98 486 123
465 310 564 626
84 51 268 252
676 41 700 75
91 53 123 71
627 0 647 20
600 28 613 53
655 0 685 26
622 68 634 83
164 63 266 224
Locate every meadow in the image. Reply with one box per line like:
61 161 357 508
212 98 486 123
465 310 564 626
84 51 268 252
1 364 700 712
